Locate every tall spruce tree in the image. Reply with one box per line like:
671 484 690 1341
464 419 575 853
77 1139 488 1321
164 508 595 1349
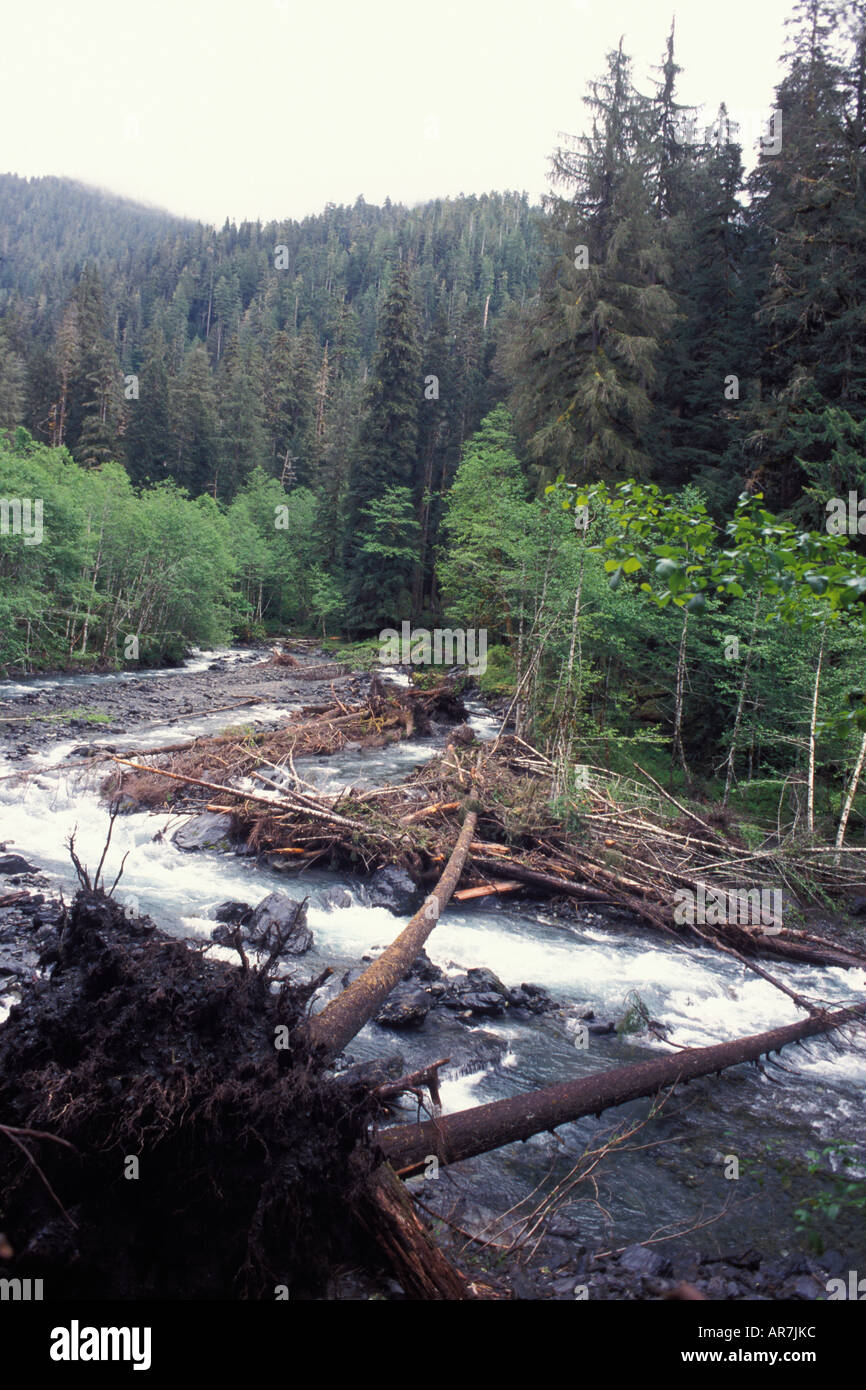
343 261 421 629
123 326 172 485
508 40 676 483
740 0 859 506
170 342 220 495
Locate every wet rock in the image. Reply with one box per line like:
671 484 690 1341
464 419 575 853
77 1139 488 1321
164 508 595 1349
509 982 554 1014
212 900 252 925
374 987 431 1028
315 886 353 912
245 893 313 955
171 813 236 853
0 855 36 876
360 866 420 916
620 1245 670 1277
405 948 444 984
460 991 507 1016
441 966 512 1014
465 966 509 997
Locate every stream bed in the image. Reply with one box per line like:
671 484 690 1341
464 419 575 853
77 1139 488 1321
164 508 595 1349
1 651 865 1295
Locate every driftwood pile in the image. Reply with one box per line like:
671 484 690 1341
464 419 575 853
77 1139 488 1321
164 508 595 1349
104 697 866 981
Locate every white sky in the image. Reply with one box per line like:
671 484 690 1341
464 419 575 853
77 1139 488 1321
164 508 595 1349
1 0 792 226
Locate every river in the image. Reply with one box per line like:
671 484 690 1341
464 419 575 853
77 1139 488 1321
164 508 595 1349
1 651 864 1269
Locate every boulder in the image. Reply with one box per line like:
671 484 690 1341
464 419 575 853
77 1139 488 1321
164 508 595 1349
404 948 444 984
442 966 511 1014
0 854 36 876
315 886 353 912
171 813 235 853
460 991 507 1016
508 982 554 1014
211 900 252 925
245 893 313 955
374 987 431 1028
361 866 420 915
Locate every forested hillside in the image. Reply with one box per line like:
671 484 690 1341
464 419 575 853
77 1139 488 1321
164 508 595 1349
2 0 866 835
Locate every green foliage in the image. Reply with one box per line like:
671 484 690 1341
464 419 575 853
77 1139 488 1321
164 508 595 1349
0 434 236 672
616 990 652 1036
794 1144 866 1254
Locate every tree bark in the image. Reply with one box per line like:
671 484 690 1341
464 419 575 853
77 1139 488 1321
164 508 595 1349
305 809 478 1062
722 591 762 809
354 1162 471 1299
379 1000 866 1178
806 621 826 834
835 728 866 865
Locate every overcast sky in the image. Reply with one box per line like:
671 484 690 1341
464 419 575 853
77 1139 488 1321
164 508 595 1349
1 0 792 226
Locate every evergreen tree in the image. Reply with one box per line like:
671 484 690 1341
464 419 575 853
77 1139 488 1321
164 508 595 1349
170 342 220 495
740 0 860 506
0 329 26 432
123 326 171 485
508 40 676 482
343 262 421 628
217 330 267 496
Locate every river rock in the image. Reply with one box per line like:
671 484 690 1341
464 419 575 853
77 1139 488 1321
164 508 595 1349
460 990 507 1016
620 1244 670 1277
360 866 420 915
508 982 554 1014
245 893 313 954
212 900 252 924
315 886 353 912
404 948 444 984
442 966 511 1014
171 813 236 853
374 987 431 1028
0 854 36 875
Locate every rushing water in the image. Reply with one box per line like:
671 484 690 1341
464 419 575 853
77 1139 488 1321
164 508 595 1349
1 658 865 1264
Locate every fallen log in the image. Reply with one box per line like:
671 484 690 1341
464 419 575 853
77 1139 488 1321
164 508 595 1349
379 1000 866 1178
354 1162 472 1299
400 800 461 825
109 758 381 837
453 881 523 901
305 807 478 1062
470 855 638 908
